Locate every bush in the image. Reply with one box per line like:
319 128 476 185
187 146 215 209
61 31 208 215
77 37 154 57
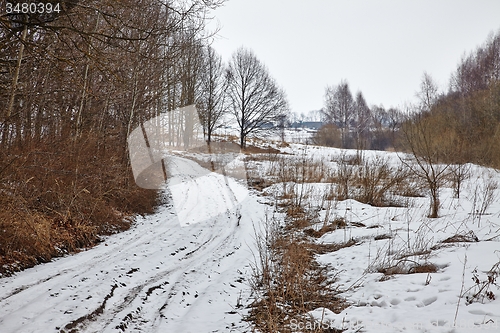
312 124 342 147
0 133 158 276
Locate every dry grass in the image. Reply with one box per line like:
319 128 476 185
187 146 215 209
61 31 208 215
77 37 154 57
352 156 408 206
244 146 451 331
369 243 438 276
308 239 358 255
245 153 355 331
266 154 334 184
367 215 439 278
442 231 479 244
304 218 347 238
331 154 412 206
377 259 438 276
246 149 415 208
242 145 281 155
465 261 500 305
374 234 392 241
0 134 158 276
247 215 348 333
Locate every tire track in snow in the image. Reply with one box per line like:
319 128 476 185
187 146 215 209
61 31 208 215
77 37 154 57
0 156 262 333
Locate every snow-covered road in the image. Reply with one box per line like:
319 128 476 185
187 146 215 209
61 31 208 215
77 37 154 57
0 156 266 333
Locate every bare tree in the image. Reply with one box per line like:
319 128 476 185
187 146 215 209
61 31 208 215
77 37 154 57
354 91 371 152
276 113 288 143
450 30 500 95
386 107 404 147
417 72 439 112
323 80 354 148
225 47 288 148
197 45 227 146
401 112 453 218
400 73 455 218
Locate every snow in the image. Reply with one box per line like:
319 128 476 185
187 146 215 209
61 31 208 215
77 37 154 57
249 144 500 333
0 156 267 333
167 156 248 227
1 142 500 333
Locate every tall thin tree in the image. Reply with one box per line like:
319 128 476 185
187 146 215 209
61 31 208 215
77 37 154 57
225 47 288 149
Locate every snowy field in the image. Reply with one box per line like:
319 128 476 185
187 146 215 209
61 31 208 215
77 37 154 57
1 142 500 333
249 143 500 333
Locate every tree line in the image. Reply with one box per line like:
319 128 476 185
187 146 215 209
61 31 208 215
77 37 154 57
315 28 500 218
313 80 401 151
315 28 500 168
399 29 500 218
0 0 288 274
0 0 217 274
400 29 500 178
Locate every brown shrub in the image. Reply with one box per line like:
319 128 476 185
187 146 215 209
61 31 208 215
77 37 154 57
312 124 342 147
378 259 438 276
0 133 158 276
441 231 479 244
304 218 347 238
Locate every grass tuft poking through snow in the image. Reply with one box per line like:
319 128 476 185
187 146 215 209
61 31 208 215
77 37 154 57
244 142 500 333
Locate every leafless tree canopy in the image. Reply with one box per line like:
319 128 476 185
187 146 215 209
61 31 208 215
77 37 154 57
323 80 355 148
451 31 500 95
197 45 228 145
0 0 226 273
225 47 289 148
417 72 439 112
354 91 371 150
0 0 224 147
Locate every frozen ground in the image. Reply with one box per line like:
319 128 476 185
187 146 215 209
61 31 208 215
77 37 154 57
0 156 267 333
252 144 500 333
1 143 500 333
311 196 500 333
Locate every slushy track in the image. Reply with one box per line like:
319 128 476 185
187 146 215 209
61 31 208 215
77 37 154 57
0 156 266 333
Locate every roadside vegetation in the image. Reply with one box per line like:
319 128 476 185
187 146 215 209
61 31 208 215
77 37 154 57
0 1 226 276
242 29 500 332
0 0 291 275
0 136 158 276
2 5 499 333
244 143 499 332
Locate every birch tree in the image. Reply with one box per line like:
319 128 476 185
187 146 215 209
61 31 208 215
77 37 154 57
323 80 355 148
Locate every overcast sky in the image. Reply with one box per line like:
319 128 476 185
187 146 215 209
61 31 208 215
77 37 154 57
207 0 500 115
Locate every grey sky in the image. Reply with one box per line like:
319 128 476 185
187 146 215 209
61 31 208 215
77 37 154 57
207 0 500 115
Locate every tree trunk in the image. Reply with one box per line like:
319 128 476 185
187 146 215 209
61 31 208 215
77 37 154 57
126 70 139 144
3 22 28 146
75 13 100 139
429 184 439 218
240 130 245 149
